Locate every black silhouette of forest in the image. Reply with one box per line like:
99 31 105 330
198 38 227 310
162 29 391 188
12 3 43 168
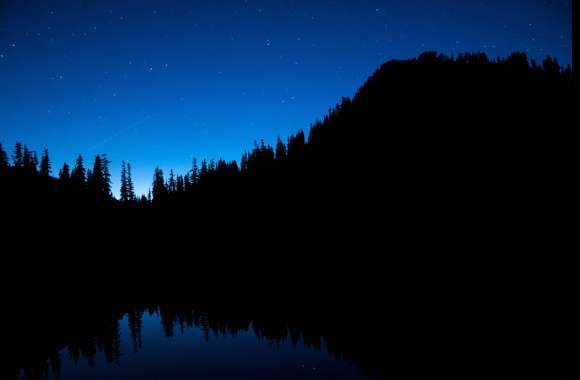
0 52 572 380
1 52 571 215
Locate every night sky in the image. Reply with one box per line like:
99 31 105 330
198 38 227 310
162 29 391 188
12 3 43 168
0 0 572 196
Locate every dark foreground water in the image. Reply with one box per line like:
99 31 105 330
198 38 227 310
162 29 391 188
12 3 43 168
35 311 379 380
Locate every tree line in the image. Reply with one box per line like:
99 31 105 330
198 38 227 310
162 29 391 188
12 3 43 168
0 133 307 207
0 143 126 202
0 51 571 211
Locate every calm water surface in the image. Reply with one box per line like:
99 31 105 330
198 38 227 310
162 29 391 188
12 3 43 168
45 312 379 380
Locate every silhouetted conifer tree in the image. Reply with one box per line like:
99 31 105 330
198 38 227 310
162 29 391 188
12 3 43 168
241 152 248 172
86 169 93 189
40 148 51 177
0 143 8 169
168 169 176 193
120 161 136 202
31 151 38 172
102 154 112 196
276 137 287 161
542 56 561 75
12 142 23 168
152 167 167 203
89 154 112 197
22 146 37 172
200 159 208 183
120 161 129 202
89 155 103 194
71 155 87 191
126 163 135 201
191 158 199 186
183 173 192 191
176 175 184 193
287 130 305 159
59 163 70 182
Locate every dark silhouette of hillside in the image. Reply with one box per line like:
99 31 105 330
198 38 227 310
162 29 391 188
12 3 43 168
0 52 572 379
0 52 571 217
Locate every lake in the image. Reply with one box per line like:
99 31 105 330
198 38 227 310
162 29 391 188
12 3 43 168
7 304 383 380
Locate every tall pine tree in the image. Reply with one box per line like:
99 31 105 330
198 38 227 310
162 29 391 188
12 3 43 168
126 162 135 202
71 155 87 190
59 163 70 181
40 148 51 177
120 161 136 202
275 137 287 161
12 142 23 168
0 143 8 169
22 146 38 173
152 167 167 203
120 161 129 202
89 154 112 197
190 158 199 186
101 154 112 196
168 169 176 193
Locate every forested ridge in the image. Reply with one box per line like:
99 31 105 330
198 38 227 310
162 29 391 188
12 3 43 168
0 51 571 215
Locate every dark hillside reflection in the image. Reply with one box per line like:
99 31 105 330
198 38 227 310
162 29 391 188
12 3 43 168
2 303 384 380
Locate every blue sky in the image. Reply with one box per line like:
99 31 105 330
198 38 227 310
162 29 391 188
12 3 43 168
0 0 572 196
